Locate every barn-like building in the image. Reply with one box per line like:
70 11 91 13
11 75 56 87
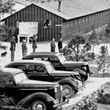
1 0 110 42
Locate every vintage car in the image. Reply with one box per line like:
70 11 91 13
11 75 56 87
22 52 93 81
0 68 68 110
5 60 82 98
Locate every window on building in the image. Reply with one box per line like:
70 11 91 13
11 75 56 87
82 17 85 22
74 20 77 25
44 19 51 28
78 19 80 24
66 22 69 27
86 17 88 22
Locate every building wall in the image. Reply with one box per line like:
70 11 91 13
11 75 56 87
62 9 110 41
3 3 110 42
4 4 62 42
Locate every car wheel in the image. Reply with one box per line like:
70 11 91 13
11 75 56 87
62 84 75 98
31 100 47 110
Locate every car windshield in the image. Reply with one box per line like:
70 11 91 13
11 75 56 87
58 54 66 63
46 64 54 73
14 72 28 83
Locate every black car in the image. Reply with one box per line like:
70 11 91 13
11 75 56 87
0 68 68 110
5 60 82 98
23 52 93 81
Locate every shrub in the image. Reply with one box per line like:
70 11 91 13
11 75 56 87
0 106 28 110
96 89 110 104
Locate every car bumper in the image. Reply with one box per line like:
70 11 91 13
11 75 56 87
53 98 69 109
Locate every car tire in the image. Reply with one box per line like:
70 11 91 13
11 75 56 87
62 84 75 98
31 99 47 110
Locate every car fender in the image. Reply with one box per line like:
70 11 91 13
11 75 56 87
58 78 78 92
17 92 54 109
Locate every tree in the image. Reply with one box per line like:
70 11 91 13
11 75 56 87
68 33 86 61
0 0 14 21
105 23 110 38
88 28 99 52
97 46 110 76
81 42 95 61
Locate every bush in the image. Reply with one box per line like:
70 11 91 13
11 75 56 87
0 106 28 110
70 96 97 110
96 89 110 104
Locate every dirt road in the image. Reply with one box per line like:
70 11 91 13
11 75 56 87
62 77 110 109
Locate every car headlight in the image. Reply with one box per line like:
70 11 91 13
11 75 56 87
60 85 63 91
54 87 57 93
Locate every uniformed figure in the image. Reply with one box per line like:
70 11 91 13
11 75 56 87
32 34 38 53
50 38 56 52
58 37 63 53
22 40 27 58
10 36 16 62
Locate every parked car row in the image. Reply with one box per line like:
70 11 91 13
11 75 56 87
0 68 68 110
5 60 82 98
22 52 93 81
0 52 93 110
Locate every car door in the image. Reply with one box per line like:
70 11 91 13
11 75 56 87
48 56 65 70
27 64 54 82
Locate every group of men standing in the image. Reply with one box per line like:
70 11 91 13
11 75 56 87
50 37 63 53
10 34 38 61
10 35 63 62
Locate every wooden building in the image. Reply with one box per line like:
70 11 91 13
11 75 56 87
1 0 110 42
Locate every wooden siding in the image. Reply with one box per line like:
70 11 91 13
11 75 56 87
62 9 110 41
4 4 62 42
3 4 110 42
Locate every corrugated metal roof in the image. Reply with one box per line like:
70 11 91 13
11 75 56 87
14 0 31 6
34 0 110 20
2 0 110 20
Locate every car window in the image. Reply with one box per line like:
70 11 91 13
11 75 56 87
49 57 59 63
36 65 47 73
34 57 49 61
6 64 27 71
34 58 42 60
42 57 48 61
28 65 35 70
27 65 47 74
15 72 27 83
17 65 27 71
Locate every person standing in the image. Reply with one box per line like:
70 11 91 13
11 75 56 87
10 36 16 62
58 37 63 53
50 38 56 52
32 34 38 53
22 40 27 58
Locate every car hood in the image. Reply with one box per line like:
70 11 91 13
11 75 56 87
18 79 57 89
52 70 79 76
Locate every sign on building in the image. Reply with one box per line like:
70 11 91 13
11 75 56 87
19 22 38 36
18 22 38 43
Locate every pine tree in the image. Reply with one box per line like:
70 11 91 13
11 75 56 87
97 46 110 76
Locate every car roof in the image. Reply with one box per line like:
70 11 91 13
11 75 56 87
30 52 59 55
25 52 60 58
7 60 51 65
0 67 23 75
